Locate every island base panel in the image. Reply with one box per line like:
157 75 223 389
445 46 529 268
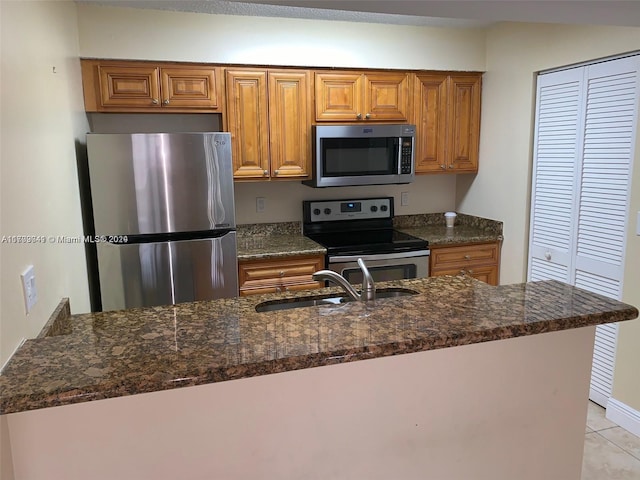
7 327 595 480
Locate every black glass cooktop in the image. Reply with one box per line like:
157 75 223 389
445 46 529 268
305 229 428 256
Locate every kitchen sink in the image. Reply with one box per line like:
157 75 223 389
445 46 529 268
255 288 418 313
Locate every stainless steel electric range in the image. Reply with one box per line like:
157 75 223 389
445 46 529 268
303 197 430 285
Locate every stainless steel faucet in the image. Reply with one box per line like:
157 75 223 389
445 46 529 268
312 258 376 301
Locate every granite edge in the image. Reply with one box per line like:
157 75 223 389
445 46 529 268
3 301 637 415
35 298 71 339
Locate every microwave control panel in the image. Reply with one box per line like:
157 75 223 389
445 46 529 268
304 197 394 223
400 137 413 174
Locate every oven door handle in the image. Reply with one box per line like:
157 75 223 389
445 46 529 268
328 250 430 263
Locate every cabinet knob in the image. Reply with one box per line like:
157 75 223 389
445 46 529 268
279 271 285 277
365 113 371 119
464 255 471 260
151 98 159 105
545 251 552 261
468 269 474 275
263 170 268 176
274 170 279 175
163 99 169 105
440 164 446 169
356 113 362 119
448 164 454 169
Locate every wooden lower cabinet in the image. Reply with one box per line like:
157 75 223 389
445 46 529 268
238 254 325 296
429 241 500 286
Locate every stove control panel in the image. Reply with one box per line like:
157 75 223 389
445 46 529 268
305 197 394 222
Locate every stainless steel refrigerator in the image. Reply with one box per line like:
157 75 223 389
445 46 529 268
86 132 238 311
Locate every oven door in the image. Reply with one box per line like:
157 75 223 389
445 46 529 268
327 250 430 285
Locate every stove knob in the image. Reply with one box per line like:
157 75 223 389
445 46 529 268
313 208 321 216
370 205 378 212
380 205 388 212
324 208 332 215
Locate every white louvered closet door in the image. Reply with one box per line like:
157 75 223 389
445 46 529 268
576 57 639 406
528 54 639 408
528 68 584 283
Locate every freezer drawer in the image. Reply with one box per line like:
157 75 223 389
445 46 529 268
96 232 238 311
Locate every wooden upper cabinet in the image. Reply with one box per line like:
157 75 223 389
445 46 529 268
448 74 481 173
412 72 482 174
412 74 448 173
364 73 410 121
160 67 221 109
226 68 312 181
81 60 222 112
314 72 362 121
268 70 311 178
225 69 270 179
98 64 161 108
315 71 408 121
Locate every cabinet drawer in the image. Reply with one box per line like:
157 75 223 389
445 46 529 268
238 255 324 295
430 242 499 269
430 264 498 286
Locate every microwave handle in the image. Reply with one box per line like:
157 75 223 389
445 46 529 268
395 137 402 174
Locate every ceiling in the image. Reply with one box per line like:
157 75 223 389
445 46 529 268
79 0 640 28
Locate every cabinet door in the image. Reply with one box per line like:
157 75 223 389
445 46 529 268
315 72 363 121
226 70 270 179
448 74 481 173
412 74 448 173
98 64 161 108
430 242 500 286
268 70 312 179
160 67 221 109
364 73 409 121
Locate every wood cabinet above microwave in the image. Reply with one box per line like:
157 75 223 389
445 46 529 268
314 71 410 122
80 60 223 113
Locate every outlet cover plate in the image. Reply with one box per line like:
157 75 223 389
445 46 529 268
21 265 37 313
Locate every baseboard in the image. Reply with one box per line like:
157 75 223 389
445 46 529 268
606 397 640 437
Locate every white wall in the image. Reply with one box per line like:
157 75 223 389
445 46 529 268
76 4 486 70
456 22 640 410
0 1 90 362
235 175 457 224
0 2 90 476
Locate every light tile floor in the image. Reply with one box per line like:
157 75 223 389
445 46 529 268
582 401 640 479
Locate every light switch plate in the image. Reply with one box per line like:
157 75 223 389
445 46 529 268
256 197 266 213
401 192 409 206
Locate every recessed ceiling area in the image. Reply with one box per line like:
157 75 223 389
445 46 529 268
79 0 640 28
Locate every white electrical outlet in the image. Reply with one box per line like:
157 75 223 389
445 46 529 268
256 197 266 213
21 265 37 314
401 192 409 206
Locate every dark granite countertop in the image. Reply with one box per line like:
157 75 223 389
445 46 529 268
1 276 637 415
236 214 503 262
394 212 503 246
236 222 326 260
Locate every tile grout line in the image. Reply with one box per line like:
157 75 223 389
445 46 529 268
593 430 640 463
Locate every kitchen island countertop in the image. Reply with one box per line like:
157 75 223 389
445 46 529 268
1 275 636 415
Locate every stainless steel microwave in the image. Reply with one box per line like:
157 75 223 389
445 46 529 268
303 124 416 188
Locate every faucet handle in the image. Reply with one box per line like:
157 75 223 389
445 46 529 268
357 258 376 301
